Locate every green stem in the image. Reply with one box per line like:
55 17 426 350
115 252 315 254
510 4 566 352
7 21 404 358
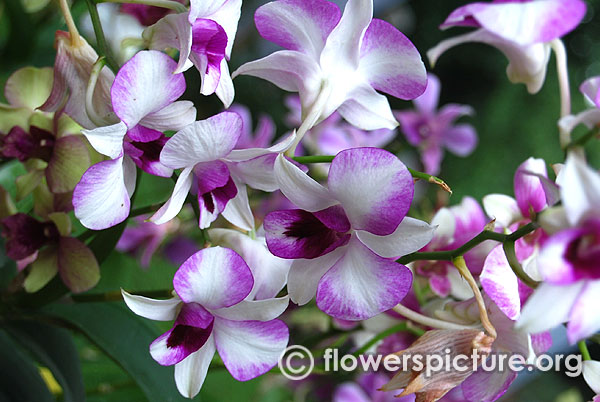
99 0 187 12
291 156 452 193
352 322 424 357
84 0 119 72
578 340 592 361
503 241 539 288
568 127 600 150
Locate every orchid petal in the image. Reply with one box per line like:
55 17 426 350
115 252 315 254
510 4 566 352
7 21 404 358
274 154 337 212
188 0 227 24
226 131 297 162
559 109 600 136
161 111 242 169
150 167 193 225
229 154 278 192
561 152 600 226
584 361 600 395
221 181 255 231
144 13 193 74
482 194 521 228
81 121 127 159
516 281 585 335
480 245 521 320
111 50 186 128
173 247 253 309
514 157 548 217
337 82 398 130
444 124 478 156
212 297 289 322
174 335 215 398
356 217 435 258
121 289 180 321
414 73 441 114
254 0 341 59
287 246 346 306
461 368 517 402
567 280 600 343
581 76 600 108
328 148 413 235
431 207 456 246
358 18 426 100
73 156 132 230
205 0 242 58
57 237 100 293
140 101 196 132
317 236 412 320
215 60 235 108
5 66 54 109
214 318 289 381
46 135 91 193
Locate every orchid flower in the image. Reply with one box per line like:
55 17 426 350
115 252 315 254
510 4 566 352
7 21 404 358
284 95 395 157
428 0 586 95
584 360 600 399
1 212 99 293
415 197 491 299
151 111 296 231
116 216 179 268
558 76 600 137
143 0 242 107
517 152 600 343
395 74 478 175
122 246 289 398
479 157 552 319
234 0 427 152
264 147 435 320
334 373 409 402
229 104 276 150
73 50 196 230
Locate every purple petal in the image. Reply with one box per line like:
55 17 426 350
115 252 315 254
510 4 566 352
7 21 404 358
173 246 253 308
514 157 548 217
111 50 186 128
413 73 441 115
531 331 553 354
197 175 238 229
580 76 600 108
126 125 163 142
358 18 426 100
213 318 289 381
254 0 341 58
121 3 170 26
448 196 487 248
57 237 100 293
421 143 443 176
1 214 58 260
316 236 413 320
161 111 242 169
441 0 587 45
264 209 351 259
125 136 173 177
73 156 134 230
194 160 231 195
150 317 214 366
328 148 413 235
189 19 227 96
461 368 517 402
481 245 521 320
443 124 478 156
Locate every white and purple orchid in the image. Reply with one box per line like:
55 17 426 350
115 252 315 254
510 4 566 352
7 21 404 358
517 152 600 343
151 111 295 231
559 76 600 136
395 74 478 176
122 246 288 398
72 50 196 230
264 147 435 320
143 0 241 107
428 0 587 94
234 0 427 136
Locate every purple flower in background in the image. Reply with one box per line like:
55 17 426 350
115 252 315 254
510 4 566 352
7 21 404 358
229 104 276 149
334 373 413 402
122 246 289 398
264 148 434 320
559 76 600 135
395 74 477 175
116 216 179 268
234 0 427 133
517 153 600 343
428 0 586 93
73 50 196 230
151 111 296 231
143 0 242 107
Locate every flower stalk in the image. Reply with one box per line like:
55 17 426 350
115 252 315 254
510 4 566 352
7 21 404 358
58 0 83 46
392 303 480 331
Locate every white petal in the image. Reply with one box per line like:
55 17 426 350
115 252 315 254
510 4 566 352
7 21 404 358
337 82 398 130
482 194 521 228
356 217 435 258
174 336 215 398
81 121 127 159
583 361 600 395
431 207 456 245
150 167 193 225
561 152 600 226
225 131 297 162
121 289 180 321
221 181 254 231
274 154 337 212
215 60 235 108
212 297 289 322
140 101 197 132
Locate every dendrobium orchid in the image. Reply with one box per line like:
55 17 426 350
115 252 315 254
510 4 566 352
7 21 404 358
143 0 242 107
73 50 196 230
559 76 600 136
122 246 289 398
234 0 427 151
151 111 295 231
428 0 586 94
517 152 600 343
264 147 435 320
395 74 477 175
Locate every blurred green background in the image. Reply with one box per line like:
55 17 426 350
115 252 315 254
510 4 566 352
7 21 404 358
1 0 600 400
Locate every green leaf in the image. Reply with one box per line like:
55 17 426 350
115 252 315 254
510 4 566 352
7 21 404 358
132 172 174 209
43 302 187 402
4 319 85 402
87 220 127 264
0 238 17 290
0 329 54 402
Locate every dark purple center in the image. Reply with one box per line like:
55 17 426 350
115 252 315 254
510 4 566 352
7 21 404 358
2 126 55 162
1 213 60 260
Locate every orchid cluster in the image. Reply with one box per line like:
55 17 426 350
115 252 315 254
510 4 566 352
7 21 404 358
1 0 600 401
